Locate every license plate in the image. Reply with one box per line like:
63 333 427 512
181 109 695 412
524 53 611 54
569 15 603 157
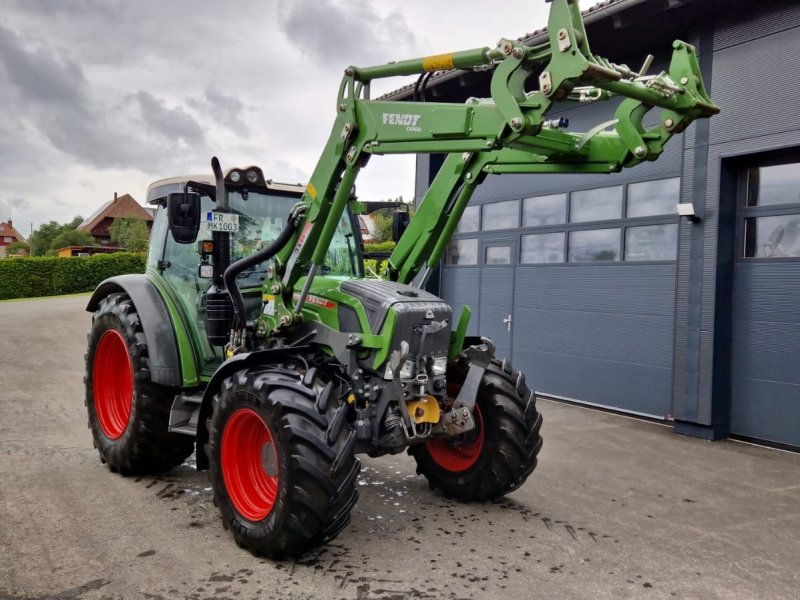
204 211 239 232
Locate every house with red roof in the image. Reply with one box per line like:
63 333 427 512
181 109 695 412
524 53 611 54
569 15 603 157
0 220 27 257
79 193 153 246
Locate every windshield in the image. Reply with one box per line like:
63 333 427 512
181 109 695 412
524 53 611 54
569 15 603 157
175 189 362 288
224 190 362 285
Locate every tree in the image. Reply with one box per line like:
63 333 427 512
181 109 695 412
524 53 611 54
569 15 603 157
50 228 96 252
5 241 30 257
109 218 150 252
370 212 393 243
367 196 413 244
29 216 85 256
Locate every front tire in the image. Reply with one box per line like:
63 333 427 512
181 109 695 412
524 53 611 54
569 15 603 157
85 292 194 474
409 356 543 501
207 366 360 558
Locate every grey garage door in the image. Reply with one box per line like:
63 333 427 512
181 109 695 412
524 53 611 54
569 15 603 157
442 177 681 418
731 161 800 448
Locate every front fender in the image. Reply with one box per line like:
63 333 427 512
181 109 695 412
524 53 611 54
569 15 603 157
194 345 312 470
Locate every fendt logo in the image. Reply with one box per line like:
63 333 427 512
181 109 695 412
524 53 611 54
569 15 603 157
382 112 422 132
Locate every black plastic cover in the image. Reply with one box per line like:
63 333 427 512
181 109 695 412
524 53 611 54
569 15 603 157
205 284 232 346
167 191 201 244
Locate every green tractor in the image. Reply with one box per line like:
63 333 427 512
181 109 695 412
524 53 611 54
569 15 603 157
84 0 717 558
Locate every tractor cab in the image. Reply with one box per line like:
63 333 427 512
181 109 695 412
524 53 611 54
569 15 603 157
145 168 363 375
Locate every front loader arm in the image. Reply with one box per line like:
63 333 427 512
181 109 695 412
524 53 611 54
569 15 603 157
264 0 718 330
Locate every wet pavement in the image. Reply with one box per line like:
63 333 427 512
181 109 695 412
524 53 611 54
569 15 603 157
1 295 799 599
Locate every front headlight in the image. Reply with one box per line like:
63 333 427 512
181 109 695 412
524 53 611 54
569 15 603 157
399 360 415 379
384 360 416 380
432 356 448 375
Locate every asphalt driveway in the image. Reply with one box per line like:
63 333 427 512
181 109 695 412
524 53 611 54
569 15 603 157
1 295 798 599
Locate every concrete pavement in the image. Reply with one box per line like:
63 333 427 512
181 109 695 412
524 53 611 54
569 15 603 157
1 295 799 599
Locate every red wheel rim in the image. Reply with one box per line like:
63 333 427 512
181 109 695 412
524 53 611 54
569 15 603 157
93 329 133 440
426 404 485 472
221 408 279 522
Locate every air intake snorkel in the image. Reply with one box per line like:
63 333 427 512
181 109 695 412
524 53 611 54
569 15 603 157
203 157 235 348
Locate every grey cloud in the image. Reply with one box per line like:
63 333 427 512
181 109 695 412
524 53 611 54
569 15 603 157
133 91 205 146
277 0 418 67
0 25 88 108
0 22 208 172
5 0 220 68
0 197 31 215
187 87 248 135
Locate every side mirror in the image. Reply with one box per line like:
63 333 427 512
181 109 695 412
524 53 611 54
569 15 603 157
392 211 410 242
167 191 201 244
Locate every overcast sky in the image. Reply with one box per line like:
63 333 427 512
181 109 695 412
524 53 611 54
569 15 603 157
0 0 595 236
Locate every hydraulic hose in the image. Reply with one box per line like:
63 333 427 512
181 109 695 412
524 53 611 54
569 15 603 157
223 203 307 333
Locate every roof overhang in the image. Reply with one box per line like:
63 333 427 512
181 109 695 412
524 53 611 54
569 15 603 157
380 0 705 102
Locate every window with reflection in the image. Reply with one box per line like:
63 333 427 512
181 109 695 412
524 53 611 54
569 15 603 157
483 200 520 230
627 178 681 218
625 224 678 261
485 246 511 265
521 233 564 263
446 239 478 265
523 193 567 227
570 186 623 222
746 163 800 207
568 228 620 262
744 215 800 258
457 205 480 233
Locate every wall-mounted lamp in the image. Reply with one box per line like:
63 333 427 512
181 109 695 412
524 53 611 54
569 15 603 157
677 202 700 223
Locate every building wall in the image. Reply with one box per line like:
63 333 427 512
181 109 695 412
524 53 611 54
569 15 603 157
672 1 800 441
424 0 800 445
438 80 685 418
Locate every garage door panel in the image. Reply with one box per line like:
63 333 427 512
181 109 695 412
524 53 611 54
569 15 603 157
515 307 674 366
511 264 675 416
441 267 480 335
732 319 800 385
734 263 800 325
514 265 677 316
731 377 800 447
479 267 514 359
480 268 515 306
441 268 480 305
730 159 800 447
515 348 673 417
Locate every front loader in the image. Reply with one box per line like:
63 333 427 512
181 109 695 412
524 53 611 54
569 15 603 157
84 0 718 558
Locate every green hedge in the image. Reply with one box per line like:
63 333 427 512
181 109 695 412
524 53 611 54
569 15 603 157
0 253 147 300
364 241 395 254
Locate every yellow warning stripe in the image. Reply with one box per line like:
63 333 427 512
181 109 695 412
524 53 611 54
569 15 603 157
306 181 317 200
422 53 454 72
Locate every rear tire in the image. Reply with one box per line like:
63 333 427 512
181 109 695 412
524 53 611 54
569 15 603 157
85 292 194 474
207 366 360 558
409 356 542 501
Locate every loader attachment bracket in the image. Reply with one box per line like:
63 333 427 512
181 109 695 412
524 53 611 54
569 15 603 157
454 337 496 410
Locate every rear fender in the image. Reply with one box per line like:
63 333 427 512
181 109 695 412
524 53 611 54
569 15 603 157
86 275 182 387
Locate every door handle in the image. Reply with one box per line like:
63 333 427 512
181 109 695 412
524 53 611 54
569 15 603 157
502 314 512 331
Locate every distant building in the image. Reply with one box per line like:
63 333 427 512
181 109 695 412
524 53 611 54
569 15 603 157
57 245 127 258
0 220 27 257
357 214 377 243
80 193 153 246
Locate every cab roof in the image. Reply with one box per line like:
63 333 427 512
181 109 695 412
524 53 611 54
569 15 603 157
146 168 306 204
